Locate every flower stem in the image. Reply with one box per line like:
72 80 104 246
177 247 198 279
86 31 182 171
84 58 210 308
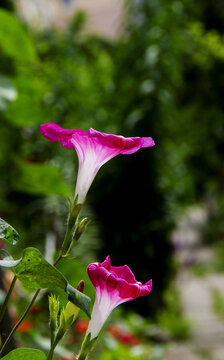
76 334 97 360
60 223 73 256
0 201 82 357
46 342 57 360
60 202 82 256
77 351 88 360
0 275 17 325
0 288 40 357
0 253 64 357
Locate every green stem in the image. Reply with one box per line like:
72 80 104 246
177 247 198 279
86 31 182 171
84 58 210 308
77 351 88 360
60 223 73 256
0 254 63 357
46 328 65 360
46 344 57 360
0 201 82 357
0 275 17 324
0 288 40 357
60 200 83 256
76 334 97 360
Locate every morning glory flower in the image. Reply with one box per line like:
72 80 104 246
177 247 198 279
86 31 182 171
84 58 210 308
86 256 152 340
40 123 155 204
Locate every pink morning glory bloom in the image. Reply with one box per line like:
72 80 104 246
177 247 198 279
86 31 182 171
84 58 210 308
40 123 155 203
86 256 152 339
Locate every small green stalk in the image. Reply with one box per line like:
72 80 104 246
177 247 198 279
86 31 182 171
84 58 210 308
60 201 83 256
60 223 73 256
77 334 97 360
46 340 58 360
0 249 64 356
0 288 40 357
0 275 17 324
0 199 84 357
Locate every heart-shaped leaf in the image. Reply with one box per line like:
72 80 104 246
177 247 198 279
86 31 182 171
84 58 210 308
1 348 46 360
0 247 91 317
0 218 20 245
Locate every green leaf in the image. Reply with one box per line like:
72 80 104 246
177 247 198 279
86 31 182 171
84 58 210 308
1 348 46 360
7 247 91 317
0 74 17 111
0 9 37 62
14 161 72 197
12 248 66 290
0 218 20 245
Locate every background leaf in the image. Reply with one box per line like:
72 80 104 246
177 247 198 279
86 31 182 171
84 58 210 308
5 73 49 126
1 348 46 360
0 74 17 111
0 9 37 62
0 218 20 245
14 161 72 197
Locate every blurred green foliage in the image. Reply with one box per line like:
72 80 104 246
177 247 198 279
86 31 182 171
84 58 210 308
211 288 224 321
0 0 224 328
157 286 192 340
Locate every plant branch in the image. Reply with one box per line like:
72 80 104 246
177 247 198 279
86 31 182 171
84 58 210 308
0 288 40 357
0 275 17 324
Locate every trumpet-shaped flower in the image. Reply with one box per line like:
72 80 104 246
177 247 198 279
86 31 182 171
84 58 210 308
40 123 155 204
86 256 152 340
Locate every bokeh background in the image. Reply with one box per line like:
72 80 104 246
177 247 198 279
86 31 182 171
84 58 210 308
0 0 224 359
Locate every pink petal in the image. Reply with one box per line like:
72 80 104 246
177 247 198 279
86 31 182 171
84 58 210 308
86 257 152 339
40 123 155 203
40 123 86 149
87 257 152 303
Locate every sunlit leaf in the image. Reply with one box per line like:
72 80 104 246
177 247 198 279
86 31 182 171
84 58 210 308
1 348 46 360
0 218 20 245
0 9 37 62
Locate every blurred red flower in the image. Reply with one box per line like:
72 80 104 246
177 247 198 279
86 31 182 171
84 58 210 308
107 324 141 346
17 320 33 333
30 304 42 314
74 319 89 334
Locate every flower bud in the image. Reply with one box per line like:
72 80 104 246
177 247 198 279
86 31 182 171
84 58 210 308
49 294 59 330
68 200 82 229
48 294 59 341
57 281 85 338
73 218 89 241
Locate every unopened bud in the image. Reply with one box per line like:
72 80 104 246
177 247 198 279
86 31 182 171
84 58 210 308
48 294 59 335
74 217 89 241
68 198 82 229
77 280 85 293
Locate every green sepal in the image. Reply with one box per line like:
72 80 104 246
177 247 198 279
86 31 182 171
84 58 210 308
0 247 91 317
73 217 89 242
1 348 46 359
0 218 20 245
68 196 83 228
48 294 60 344
78 333 98 360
